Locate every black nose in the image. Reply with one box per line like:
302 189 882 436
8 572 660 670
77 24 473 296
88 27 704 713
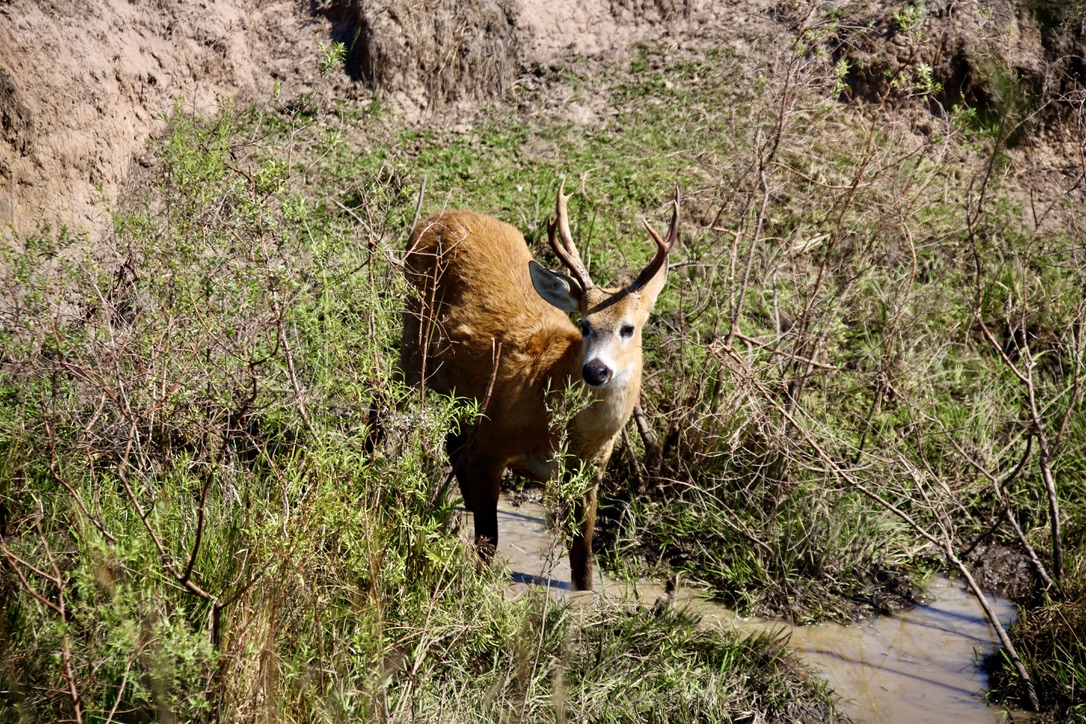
583 360 612 386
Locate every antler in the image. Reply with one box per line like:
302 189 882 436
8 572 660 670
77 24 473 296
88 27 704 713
546 179 594 290
629 186 680 293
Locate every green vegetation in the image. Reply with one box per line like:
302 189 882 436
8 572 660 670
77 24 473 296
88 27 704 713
993 569 1086 721
0 94 833 721
2 14 1085 722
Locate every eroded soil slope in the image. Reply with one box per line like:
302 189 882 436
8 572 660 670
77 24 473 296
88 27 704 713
2 0 1084 238
0 0 337 235
1 0 777 237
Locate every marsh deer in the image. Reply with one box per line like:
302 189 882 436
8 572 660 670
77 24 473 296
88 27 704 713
401 183 679 590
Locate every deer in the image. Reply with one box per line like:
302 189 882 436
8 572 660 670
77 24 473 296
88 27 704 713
400 182 679 591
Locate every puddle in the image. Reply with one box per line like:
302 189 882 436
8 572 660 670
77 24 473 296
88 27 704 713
483 494 1024 724
771 576 1020 723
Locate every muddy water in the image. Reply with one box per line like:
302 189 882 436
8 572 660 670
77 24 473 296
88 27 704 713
485 495 1022 724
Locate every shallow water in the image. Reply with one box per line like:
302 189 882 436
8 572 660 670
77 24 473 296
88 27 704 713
773 576 1019 723
485 494 1024 724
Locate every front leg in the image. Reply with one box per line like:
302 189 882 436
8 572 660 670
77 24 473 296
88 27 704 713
565 438 616 591
569 481 599 591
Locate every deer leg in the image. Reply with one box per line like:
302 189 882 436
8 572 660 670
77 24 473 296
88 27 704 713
463 464 503 561
447 433 504 561
569 483 599 591
470 482 500 561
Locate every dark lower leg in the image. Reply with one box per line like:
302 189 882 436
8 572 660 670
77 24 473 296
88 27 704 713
473 496 499 561
569 486 598 591
454 456 502 563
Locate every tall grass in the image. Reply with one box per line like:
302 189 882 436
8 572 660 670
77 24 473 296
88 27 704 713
0 101 834 721
293 14 1086 711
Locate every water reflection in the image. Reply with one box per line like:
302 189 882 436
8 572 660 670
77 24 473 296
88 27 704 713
486 495 1023 724
778 575 1018 723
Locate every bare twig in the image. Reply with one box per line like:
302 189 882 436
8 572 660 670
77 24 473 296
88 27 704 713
0 498 85 722
620 425 647 495
631 402 659 453
103 657 133 724
717 343 1042 711
930 416 1055 591
411 175 428 232
272 298 317 440
724 333 842 371
969 217 1065 584
116 421 214 603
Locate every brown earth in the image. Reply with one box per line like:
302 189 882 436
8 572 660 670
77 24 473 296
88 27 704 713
0 1 355 236
1 0 784 238
1 0 1083 261
832 0 1086 116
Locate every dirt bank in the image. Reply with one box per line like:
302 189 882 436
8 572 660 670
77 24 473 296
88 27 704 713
0 0 338 236
1 0 784 237
2 1 1084 246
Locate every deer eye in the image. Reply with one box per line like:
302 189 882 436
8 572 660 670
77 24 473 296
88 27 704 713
620 324 635 339
579 320 593 336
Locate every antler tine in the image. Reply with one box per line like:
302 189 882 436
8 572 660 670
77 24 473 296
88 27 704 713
546 179 594 290
630 186 680 293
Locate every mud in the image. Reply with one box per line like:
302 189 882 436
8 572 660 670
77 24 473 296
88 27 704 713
486 494 1028 724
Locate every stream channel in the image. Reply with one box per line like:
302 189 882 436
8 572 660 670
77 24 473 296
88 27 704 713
485 494 1024 723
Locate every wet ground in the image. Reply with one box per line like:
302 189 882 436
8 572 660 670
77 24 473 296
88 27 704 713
481 494 1028 724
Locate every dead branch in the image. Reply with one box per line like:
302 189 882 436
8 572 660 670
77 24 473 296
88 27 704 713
717 343 1042 711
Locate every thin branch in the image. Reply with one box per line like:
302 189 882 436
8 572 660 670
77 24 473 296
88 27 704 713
116 421 214 602
927 414 1055 591
272 299 317 439
631 402 659 453
411 175 427 232
46 420 115 544
717 344 1041 710
38 506 84 724
724 333 842 371
183 471 214 585
103 658 133 724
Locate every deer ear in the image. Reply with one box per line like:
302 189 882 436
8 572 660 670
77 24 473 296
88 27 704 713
529 261 582 313
637 258 669 309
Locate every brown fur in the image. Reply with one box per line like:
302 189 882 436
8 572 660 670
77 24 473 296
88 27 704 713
401 201 673 591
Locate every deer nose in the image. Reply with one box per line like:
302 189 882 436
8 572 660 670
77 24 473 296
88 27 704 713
582 360 612 386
